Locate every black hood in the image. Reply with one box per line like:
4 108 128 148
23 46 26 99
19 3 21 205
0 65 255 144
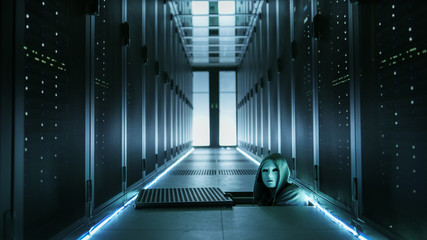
253 153 307 206
254 153 291 203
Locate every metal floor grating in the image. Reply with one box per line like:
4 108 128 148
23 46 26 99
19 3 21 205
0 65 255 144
166 169 257 176
217 159 250 163
184 159 217 163
134 187 233 208
183 159 250 163
167 169 217 175
217 169 257 175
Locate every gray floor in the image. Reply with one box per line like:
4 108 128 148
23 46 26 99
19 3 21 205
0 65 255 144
89 148 357 240
151 148 257 192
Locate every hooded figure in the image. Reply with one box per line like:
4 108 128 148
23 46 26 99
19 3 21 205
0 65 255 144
253 153 308 206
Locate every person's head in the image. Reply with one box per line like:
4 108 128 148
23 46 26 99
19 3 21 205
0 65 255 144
254 153 291 192
254 153 306 206
261 160 279 188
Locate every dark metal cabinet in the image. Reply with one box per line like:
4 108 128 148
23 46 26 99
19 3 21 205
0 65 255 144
145 0 157 174
317 0 352 209
22 0 87 237
126 0 143 188
93 0 124 209
277 0 293 167
360 1 427 239
293 0 314 187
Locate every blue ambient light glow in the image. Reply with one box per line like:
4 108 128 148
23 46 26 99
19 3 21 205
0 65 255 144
78 148 195 239
236 147 260 166
124 194 139 207
143 148 195 189
358 235 369 240
307 195 370 240
308 197 358 235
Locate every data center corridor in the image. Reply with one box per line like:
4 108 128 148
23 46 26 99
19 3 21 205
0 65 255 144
1 0 426 240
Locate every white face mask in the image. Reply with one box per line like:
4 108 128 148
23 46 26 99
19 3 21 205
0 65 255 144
261 160 279 188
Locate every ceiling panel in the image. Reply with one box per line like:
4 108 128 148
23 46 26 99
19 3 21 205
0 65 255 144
169 0 264 67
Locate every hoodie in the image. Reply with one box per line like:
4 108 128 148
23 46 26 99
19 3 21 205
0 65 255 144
253 153 308 206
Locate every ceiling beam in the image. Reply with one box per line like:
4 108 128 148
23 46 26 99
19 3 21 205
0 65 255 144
177 13 253 17
183 36 247 39
181 26 250 30
188 44 245 47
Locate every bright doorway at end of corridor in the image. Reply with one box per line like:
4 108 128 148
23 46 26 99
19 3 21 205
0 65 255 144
193 71 236 147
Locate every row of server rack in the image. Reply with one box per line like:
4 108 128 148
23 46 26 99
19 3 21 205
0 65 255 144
236 1 426 240
1 0 193 239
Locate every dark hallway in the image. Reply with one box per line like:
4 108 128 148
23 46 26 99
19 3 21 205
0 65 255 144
1 0 426 240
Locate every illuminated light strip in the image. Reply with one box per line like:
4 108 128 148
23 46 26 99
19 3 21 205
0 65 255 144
78 148 195 239
358 235 369 240
78 234 90 240
78 198 134 240
236 147 369 240
236 147 260 166
124 194 139 207
307 195 370 240
143 148 194 189
309 198 357 235
88 206 124 235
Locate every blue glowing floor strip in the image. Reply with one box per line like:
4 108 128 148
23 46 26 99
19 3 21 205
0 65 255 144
77 148 195 240
236 147 369 240
308 197 357 235
307 196 370 239
143 148 194 189
236 147 260 166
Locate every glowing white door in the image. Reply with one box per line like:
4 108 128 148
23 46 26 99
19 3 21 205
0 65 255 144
219 71 236 146
193 72 210 146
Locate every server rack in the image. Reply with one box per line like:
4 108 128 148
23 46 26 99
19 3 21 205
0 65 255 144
236 0 427 239
5 0 194 238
